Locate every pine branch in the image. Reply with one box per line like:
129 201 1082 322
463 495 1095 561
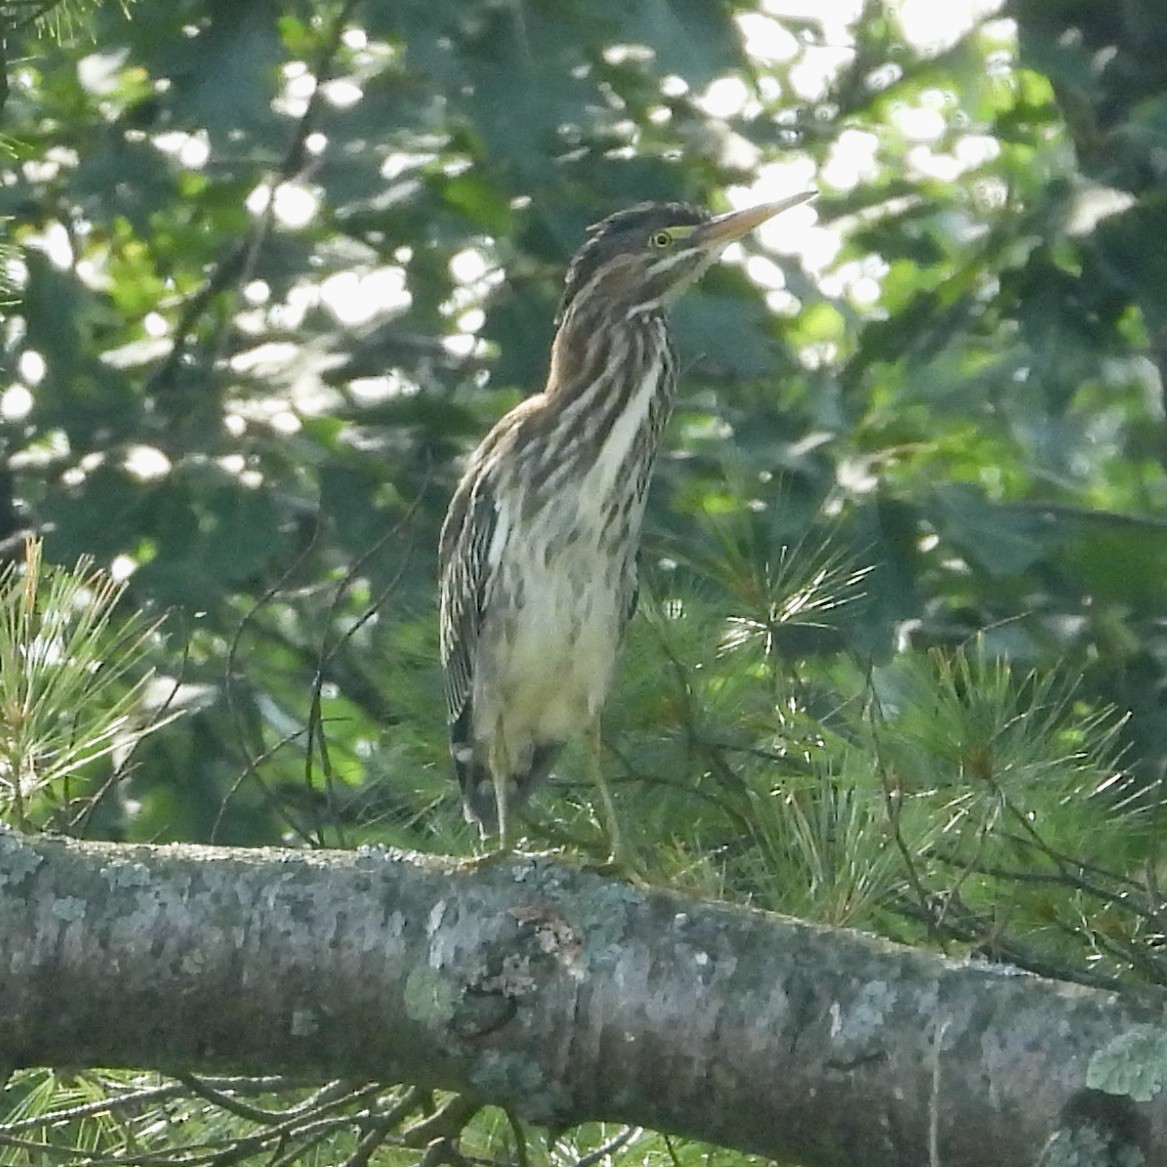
1 826 1165 1167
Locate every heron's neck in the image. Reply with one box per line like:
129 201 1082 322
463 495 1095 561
534 305 676 510
545 302 671 407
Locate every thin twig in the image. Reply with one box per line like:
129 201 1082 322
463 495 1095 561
303 467 431 845
217 509 325 845
401 1095 483 1147
576 1126 644 1167
0 1081 185 1133
340 1086 427 1167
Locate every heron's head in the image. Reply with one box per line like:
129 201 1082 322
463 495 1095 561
557 192 815 325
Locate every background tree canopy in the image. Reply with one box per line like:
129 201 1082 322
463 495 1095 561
3 0 1167 1161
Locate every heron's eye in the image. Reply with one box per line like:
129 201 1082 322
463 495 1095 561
649 230 673 250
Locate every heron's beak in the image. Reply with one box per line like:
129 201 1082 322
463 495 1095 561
692 190 816 249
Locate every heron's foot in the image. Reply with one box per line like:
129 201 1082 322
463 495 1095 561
582 840 650 888
518 845 569 862
591 809 648 884
452 838 515 871
454 841 570 872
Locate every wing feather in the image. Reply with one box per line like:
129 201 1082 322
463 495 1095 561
438 468 497 729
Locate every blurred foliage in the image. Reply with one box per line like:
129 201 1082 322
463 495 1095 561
4 0 1167 1161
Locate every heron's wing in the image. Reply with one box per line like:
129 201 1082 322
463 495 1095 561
438 470 497 728
623 576 640 632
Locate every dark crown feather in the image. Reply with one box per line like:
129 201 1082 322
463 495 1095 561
556 202 710 323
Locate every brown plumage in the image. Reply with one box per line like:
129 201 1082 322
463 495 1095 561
439 194 814 849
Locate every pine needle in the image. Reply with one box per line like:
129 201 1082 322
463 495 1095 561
0 538 177 826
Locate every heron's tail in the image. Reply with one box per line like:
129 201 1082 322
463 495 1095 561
453 741 562 834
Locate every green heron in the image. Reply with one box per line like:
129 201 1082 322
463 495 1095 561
439 192 814 853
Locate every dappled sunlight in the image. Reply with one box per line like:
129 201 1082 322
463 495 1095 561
1 0 1165 1054
4 0 1167 1161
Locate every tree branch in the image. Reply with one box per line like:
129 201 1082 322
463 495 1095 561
0 825 1163 1167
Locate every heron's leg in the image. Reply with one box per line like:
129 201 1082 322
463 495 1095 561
487 731 512 854
586 718 625 867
